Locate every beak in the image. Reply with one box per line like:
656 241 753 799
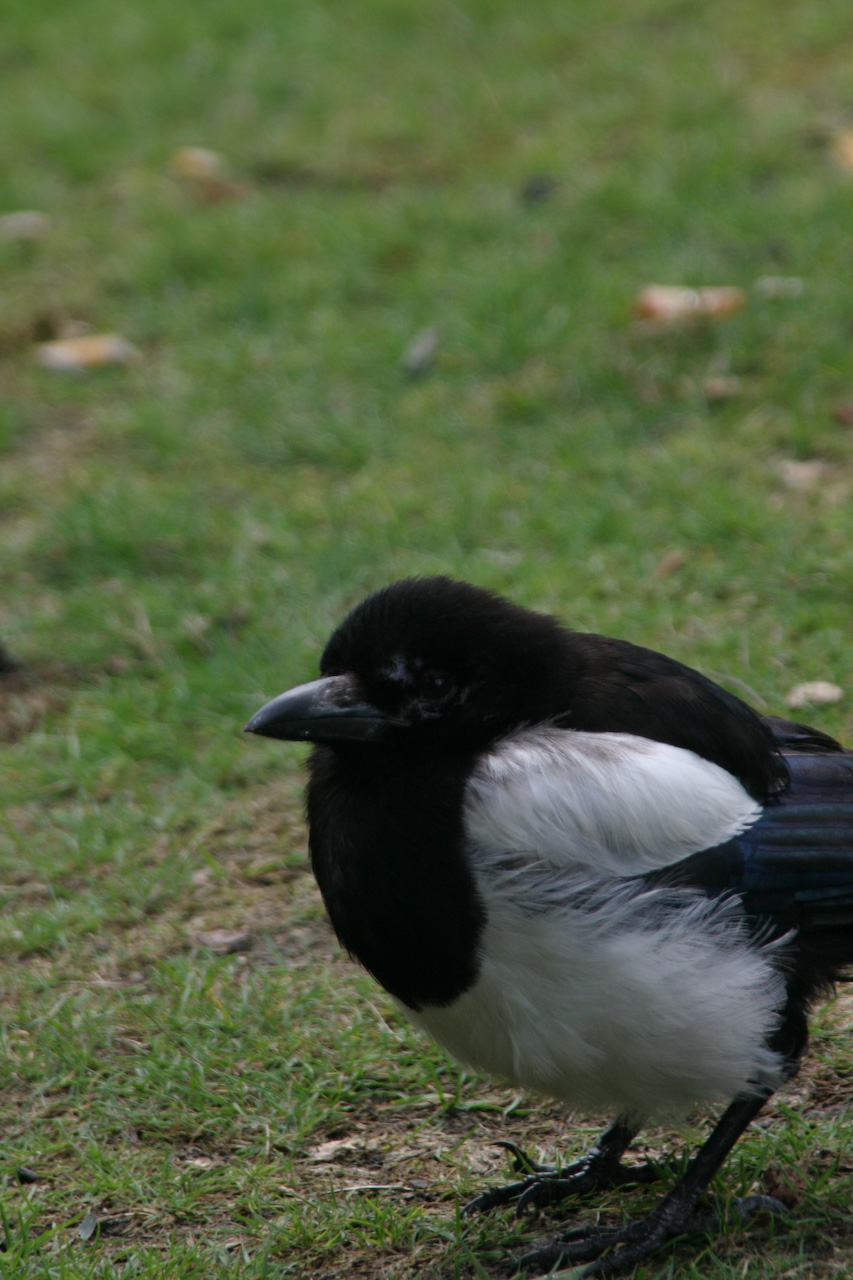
244 674 396 745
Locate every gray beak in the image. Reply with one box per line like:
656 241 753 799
244 674 396 744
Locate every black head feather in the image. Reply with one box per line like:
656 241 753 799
319 576 785 801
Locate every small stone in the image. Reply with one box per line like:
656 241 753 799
786 681 843 710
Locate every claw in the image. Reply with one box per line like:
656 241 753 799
731 1194 789 1225
516 1175 582 1215
512 1192 790 1276
492 1140 550 1176
464 1122 659 1220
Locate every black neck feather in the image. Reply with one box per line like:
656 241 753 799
306 745 484 1010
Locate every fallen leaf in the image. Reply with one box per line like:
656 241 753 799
78 1213 99 1242
653 549 687 579
308 1139 361 1163
169 147 226 180
831 402 853 427
635 285 746 324
702 375 742 401
35 334 140 373
194 928 253 954
401 326 440 378
168 147 247 201
831 130 853 173
786 681 843 710
0 210 50 241
777 459 828 491
761 1166 805 1209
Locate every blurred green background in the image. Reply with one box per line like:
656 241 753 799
1 0 852 1276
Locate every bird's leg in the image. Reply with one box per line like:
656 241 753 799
515 1087 788 1278
462 1113 659 1216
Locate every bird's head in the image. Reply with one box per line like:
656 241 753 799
245 576 573 753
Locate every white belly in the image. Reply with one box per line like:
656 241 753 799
406 876 787 1119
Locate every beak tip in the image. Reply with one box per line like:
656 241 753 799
244 716 270 737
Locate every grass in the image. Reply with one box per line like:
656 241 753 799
1 0 853 1274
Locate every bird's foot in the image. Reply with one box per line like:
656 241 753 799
461 1139 659 1216
514 1193 788 1277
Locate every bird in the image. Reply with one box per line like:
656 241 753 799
245 575 853 1277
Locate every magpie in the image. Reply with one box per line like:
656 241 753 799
246 576 853 1277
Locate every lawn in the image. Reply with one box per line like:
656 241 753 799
1 0 853 1275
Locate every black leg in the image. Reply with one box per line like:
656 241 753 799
516 1088 788 1278
462 1113 659 1216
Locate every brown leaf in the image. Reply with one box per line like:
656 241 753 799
35 334 140 373
786 681 843 710
169 147 226 180
653 549 687 579
194 928 253 955
635 285 746 324
307 1139 362 1163
831 130 853 173
761 1166 805 1209
702 375 742 401
168 148 248 202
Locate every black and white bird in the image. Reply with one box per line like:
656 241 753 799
246 576 853 1277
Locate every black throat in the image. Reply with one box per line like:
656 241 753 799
306 745 485 1010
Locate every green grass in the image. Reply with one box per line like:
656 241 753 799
2 0 853 1275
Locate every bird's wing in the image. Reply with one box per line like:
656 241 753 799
463 726 763 878
646 752 853 933
565 635 785 801
763 715 848 755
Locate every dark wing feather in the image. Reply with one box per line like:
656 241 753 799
562 634 786 802
647 753 853 936
763 715 848 756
